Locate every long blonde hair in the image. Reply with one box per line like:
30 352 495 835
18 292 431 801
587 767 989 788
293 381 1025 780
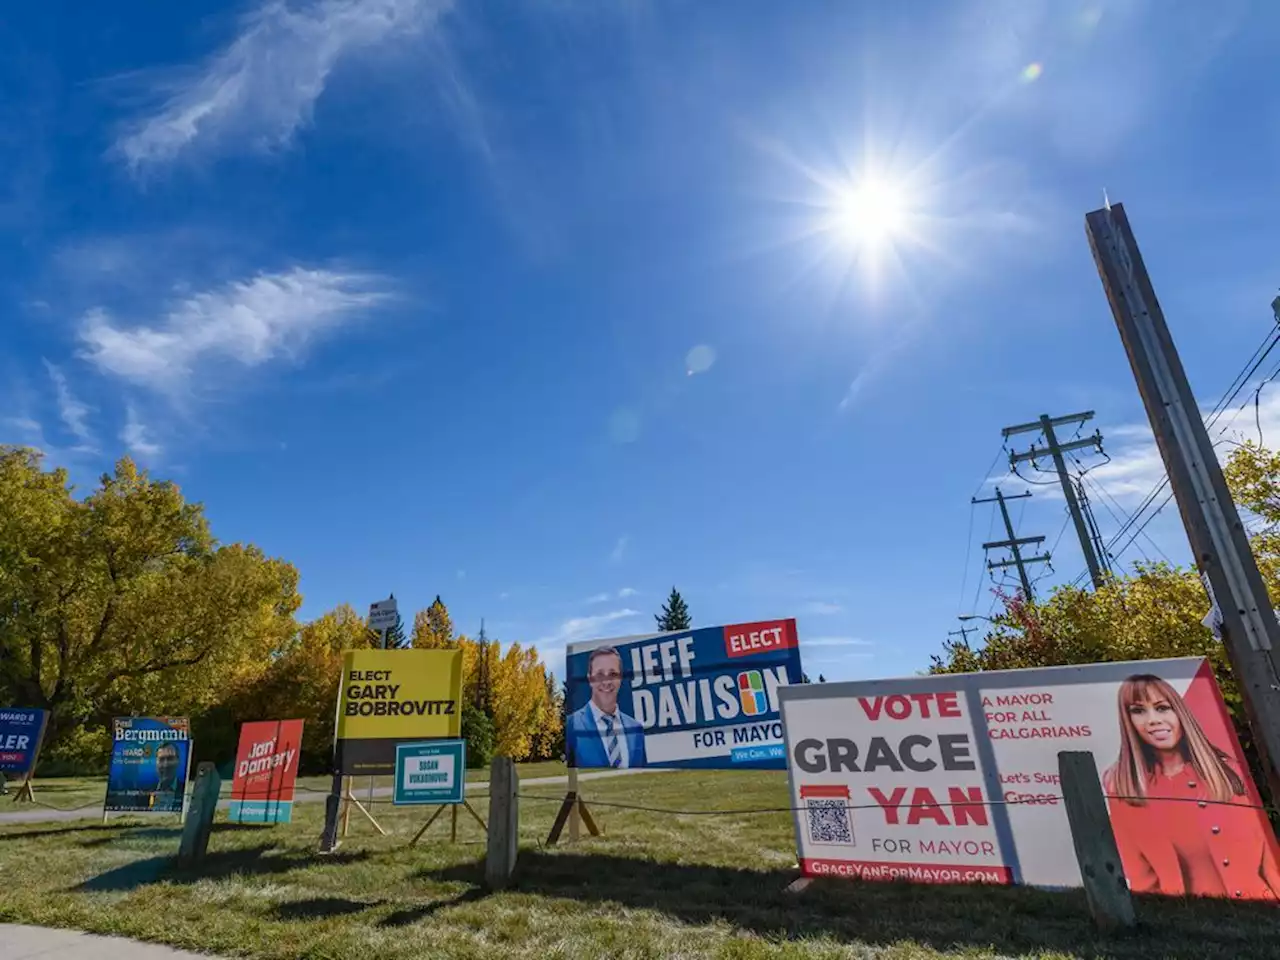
1107 674 1243 806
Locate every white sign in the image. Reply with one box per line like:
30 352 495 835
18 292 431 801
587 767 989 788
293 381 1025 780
779 658 1280 898
368 597 399 632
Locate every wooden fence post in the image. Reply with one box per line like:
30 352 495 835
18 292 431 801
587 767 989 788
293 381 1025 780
177 762 221 867
1058 750 1135 932
485 756 519 890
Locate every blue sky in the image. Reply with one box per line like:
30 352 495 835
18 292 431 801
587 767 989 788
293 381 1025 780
5 0 1280 681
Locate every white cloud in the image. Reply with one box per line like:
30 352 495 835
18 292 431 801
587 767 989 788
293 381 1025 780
804 636 874 648
609 535 629 564
43 361 96 450
80 267 392 393
583 592 611 605
537 608 641 651
121 406 162 460
801 601 843 615
115 0 452 171
617 587 638 599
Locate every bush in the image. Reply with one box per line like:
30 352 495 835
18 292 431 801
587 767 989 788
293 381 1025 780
37 725 111 777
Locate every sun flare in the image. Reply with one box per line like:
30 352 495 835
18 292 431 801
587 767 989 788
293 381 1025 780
832 176 910 252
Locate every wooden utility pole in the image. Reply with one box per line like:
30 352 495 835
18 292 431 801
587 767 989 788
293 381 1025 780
1005 413 1109 589
1058 751 1135 931
974 488 1050 600
1086 200 1280 803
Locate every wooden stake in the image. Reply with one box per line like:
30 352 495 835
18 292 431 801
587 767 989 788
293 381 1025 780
568 766 580 842
451 803 458 843
409 804 449 846
1058 750 1136 932
485 756 518 890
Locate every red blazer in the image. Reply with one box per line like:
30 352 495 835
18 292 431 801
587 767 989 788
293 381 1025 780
1106 762 1280 900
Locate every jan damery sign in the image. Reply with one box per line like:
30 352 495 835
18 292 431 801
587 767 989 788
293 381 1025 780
395 739 466 805
334 648 463 776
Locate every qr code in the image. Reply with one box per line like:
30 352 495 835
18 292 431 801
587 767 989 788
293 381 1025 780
806 798 854 845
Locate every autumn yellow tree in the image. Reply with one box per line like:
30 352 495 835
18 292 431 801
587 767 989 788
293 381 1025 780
0 449 301 767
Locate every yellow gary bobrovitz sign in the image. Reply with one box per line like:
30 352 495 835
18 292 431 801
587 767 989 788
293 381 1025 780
333 649 463 775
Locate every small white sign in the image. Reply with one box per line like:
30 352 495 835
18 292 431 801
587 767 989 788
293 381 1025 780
402 754 457 792
369 597 399 631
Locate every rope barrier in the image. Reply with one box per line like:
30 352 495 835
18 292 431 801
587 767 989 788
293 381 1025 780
514 792 1278 817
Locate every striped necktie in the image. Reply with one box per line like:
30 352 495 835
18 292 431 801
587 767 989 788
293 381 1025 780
604 715 623 768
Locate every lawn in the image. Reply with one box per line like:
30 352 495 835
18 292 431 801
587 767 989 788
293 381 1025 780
1 769 1277 959
11 761 569 814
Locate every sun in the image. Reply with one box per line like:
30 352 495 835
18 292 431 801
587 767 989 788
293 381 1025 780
831 176 911 252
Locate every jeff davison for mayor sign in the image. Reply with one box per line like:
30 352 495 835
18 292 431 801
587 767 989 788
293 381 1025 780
779 657 1280 898
565 619 804 770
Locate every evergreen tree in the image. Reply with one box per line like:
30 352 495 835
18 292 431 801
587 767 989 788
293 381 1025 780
413 595 455 648
383 612 407 648
461 701 496 769
818 674 827 683
655 586 692 631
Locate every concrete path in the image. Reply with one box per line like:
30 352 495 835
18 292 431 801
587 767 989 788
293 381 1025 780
0 924 216 959
0 767 667 825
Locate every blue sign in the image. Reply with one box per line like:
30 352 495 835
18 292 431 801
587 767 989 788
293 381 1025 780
105 717 193 814
565 618 804 771
0 708 47 776
394 740 466 805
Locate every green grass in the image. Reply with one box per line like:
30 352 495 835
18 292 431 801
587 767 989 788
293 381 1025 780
13 761 569 813
1 770 1277 959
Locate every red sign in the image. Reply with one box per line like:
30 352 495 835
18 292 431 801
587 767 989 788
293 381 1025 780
724 619 798 659
230 720 304 803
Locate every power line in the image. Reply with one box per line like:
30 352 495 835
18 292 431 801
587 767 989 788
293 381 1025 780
1071 322 1280 585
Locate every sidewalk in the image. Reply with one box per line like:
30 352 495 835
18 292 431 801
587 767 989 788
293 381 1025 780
0 767 668 825
0 924 217 960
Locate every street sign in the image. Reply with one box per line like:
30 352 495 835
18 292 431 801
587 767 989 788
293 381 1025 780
369 596 399 632
394 740 466 806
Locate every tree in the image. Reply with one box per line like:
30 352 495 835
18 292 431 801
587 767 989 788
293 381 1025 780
413 595 454 648
655 586 691 631
0 450 300 758
818 674 827 683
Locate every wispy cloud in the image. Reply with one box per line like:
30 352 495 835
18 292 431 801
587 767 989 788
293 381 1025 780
79 267 393 394
537 608 641 651
121 406 162 460
584 587 639 604
801 601 843 615
42 361 96 451
609 535 629 564
115 0 453 171
805 636 874 648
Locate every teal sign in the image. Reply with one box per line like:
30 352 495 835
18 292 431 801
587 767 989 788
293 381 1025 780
394 739 466 805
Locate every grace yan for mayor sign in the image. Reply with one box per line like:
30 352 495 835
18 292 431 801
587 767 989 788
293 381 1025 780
334 648 463 775
779 657 1280 899
565 619 804 770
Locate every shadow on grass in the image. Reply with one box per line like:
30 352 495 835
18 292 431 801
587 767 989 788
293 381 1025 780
0 824 129 843
274 897 372 921
76 845 372 892
420 853 1280 960
76 822 265 848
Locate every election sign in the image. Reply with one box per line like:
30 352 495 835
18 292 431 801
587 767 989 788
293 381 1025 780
565 619 803 770
394 740 466 805
0 708 47 778
104 717 193 815
229 720 305 824
780 657 1280 899
334 648 463 775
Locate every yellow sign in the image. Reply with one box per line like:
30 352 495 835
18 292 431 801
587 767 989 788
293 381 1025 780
333 649 463 774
